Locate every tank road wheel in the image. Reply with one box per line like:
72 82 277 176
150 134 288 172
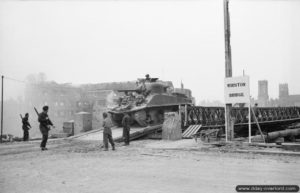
110 113 122 127
134 110 148 127
148 109 164 125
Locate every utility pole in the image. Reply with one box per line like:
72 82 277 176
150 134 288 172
1 75 3 143
224 0 234 141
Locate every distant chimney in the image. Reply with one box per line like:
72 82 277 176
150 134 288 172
258 80 269 107
258 80 269 101
279 83 289 98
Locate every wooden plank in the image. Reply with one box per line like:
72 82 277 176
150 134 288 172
189 125 201 136
182 125 194 137
114 124 163 143
182 125 201 138
183 125 198 137
189 125 200 136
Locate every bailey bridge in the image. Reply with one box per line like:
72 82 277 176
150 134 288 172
183 106 300 137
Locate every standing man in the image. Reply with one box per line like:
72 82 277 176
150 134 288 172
102 112 115 151
22 113 31 141
145 74 151 82
38 106 54 151
122 113 131 146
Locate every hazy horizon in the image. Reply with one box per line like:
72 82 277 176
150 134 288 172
1 0 299 103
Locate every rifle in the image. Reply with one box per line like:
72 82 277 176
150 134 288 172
20 113 31 129
34 107 55 129
34 107 39 117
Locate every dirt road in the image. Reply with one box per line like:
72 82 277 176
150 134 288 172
0 139 299 193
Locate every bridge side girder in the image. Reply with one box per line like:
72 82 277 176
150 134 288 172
185 106 300 128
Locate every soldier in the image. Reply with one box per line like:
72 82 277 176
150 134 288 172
145 74 151 82
135 94 145 106
122 113 131 146
38 106 54 151
22 113 31 141
102 112 115 151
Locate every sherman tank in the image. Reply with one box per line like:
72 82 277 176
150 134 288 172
108 75 192 127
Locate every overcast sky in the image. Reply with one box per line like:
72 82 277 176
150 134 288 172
0 0 299 103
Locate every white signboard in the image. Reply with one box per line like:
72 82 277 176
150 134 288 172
224 76 250 104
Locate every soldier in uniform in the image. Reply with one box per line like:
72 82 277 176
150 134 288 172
145 74 151 82
122 113 131 146
38 106 54 151
22 113 31 141
102 112 115 151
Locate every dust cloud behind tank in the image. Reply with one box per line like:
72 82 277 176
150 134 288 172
108 75 193 127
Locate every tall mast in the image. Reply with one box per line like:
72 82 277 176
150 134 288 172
224 0 232 78
224 0 233 141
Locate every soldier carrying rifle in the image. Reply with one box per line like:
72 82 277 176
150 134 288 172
20 113 31 141
36 106 55 151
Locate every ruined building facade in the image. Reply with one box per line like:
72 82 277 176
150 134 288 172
24 82 81 135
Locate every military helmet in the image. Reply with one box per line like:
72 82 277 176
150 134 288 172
43 106 49 111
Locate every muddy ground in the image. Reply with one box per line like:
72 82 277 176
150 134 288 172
0 139 299 193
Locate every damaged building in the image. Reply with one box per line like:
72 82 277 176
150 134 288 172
24 78 191 135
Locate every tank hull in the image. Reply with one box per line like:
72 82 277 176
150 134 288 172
108 76 192 127
109 94 191 127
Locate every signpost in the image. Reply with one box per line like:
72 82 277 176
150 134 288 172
224 75 251 142
224 76 250 104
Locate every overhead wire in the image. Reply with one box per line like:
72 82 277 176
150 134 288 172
1 75 79 91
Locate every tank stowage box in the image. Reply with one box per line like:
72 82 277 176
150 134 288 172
74 112 92 134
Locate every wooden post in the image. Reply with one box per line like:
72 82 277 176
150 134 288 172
1 75 3 143
184 104 187 126
224 0 233 141
178 105 181 123
248 102 251 143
